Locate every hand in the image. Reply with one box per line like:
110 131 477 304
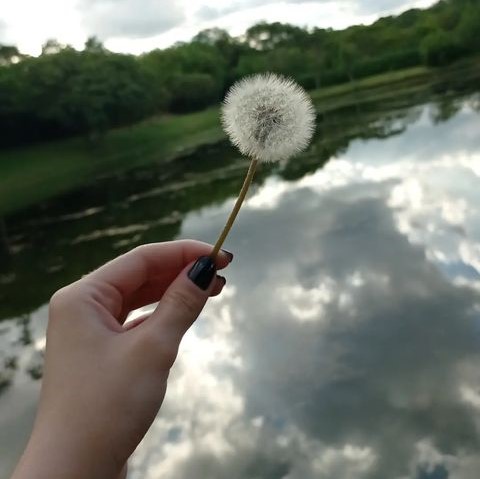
11 241 232 479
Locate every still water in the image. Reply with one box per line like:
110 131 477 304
1 86 480 478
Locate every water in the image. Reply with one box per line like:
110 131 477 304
1 86 480 478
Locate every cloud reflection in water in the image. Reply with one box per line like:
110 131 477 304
132 100 480 478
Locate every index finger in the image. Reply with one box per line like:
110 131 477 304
83 240 231 298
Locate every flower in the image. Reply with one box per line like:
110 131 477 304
221 73 316 163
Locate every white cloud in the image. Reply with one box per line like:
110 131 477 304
194 0 316 21
0 0 84 55
353 0 435 14
193 0 435 21
79 0 185 40
0 20 7 42
0 0 438 55
191 1 378 39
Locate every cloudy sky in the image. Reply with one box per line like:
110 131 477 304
0 0 436 56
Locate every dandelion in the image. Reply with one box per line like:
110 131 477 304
210 73 315 259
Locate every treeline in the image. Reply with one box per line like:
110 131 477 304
0 0 479 148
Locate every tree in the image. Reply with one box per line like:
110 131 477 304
306 29 332 88
14 48 153 142
64 51 154 139
455 3 480 53
41 39 64 55
169 73 220 112
234 51 270 78
0 0 478 149
193 28 246 74
420 31 462 66
0 45 22 65
84 36 105 53
193 28 233 50
140 42 226 111
245 22 309 50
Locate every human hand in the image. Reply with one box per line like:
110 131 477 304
11 241 232 479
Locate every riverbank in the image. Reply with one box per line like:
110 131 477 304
1 57 480 216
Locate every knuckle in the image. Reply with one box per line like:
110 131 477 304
178 238 196 248
49 285 75 313
126 243 153 262
84 280 123 316
131 244 149 255
48 281 92 321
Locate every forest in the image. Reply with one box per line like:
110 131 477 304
0 0 479 148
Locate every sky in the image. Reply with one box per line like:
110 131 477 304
0 0 437 56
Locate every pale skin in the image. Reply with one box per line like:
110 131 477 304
11 240 231 479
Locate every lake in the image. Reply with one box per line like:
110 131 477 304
1 81 480 478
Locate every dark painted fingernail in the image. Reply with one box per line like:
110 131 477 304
188 256 216 290
221 249 234 262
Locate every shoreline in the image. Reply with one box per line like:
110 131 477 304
1 57 479 216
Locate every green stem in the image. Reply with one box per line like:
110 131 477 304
210 159 258 260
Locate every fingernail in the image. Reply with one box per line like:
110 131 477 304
218 275 226 286
221 249 234 262
188 256 216 290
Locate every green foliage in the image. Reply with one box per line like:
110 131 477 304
245 22 310 50
192 28 245 68
353 50 422 78
0 42 154 146
0 0 479 148
84 36 105 53
41 39 64 55
421 31 463 66
455 4 480 53
139 42 226 113
169 73 221 112
0 45 23 65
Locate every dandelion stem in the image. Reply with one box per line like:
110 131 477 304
210 158 258 260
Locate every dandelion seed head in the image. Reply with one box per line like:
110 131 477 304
221 73 316 163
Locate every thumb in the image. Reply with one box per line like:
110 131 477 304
143 256 217 352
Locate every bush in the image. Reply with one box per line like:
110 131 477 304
169 73 221 113
455 5 480 53
353 49 421 78
420 32 464 66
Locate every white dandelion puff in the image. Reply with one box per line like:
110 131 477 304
209 73 316 259
221 73 316 163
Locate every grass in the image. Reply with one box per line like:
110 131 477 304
0 108 223 215
312 66 431 100
1 57 480 216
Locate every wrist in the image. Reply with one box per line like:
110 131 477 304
12 425 122 479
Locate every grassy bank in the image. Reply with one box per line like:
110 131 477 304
1 58 479 216
0 107 223 215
